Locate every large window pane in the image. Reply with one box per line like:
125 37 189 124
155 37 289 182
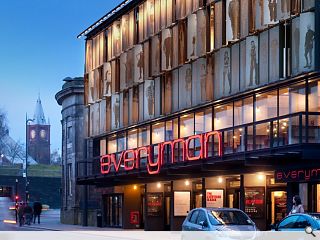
234 127 245 152
255 122 271 149
279 82 306 116
308 115 320 143
255 91 277 121
234 97 253 126
195 108 212 134
214 103 233 130
108 135 117 154
165 118 179 141
152 122 165 144
138 126 150 147
308 80 320 112
180 114 194 138
128 129 138 149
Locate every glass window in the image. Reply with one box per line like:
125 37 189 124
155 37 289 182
247 125 254 151
138 126 150 147
180 114 194 138
152 122 165 144
195 108 212 134
196 210 207 225
278 216 299 229
279 82 306 116
234 97 253 126
255 122 271 150
214 103 233 130
308 115 320 143
224 130 233 154
234 127 245 152
308 80 320 112
108 135 117 154
128 129 138 149
117 133 126 152
255 91 277 121
165 118 179 141
189 210 199 224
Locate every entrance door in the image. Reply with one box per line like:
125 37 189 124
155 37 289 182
103 194 123 227
227 189 240 209
267 189 287 228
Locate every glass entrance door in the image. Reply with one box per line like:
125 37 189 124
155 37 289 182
267 190 287 227
104 194 123 227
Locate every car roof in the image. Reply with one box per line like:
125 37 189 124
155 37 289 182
193 207 244 211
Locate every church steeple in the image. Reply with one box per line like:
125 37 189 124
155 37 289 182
32 95 47 125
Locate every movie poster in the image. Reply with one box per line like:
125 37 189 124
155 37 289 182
162 28 172 71
121 14 129 51
259 31 269 85
144 80 155 119
196 9 206 56
99 99 106 134
246 36 259 89
187 14 197 60
214 1 223 49
134 45 144 84
245 187 265 219
226 0 240 42
151 35 160 76
240 0 249 38
179 64 192 109
299 12 315 72
269 26 280 83
206 190 224 208
291 17 300 76
103 62 112 97
111 94 120 129
231 43 240 94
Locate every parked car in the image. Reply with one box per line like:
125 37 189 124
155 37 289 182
271 213 320 232
182 208 257 231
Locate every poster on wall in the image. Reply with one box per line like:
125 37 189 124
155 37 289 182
187 14 197 60
206 189 224 208
134 45 144 84
174 191 190 217
111 94 120 129
299 12 315 73
144 80 155 119
162 28 172 71
245 36 259 89
147 193 163 216
226 0 240 42
245 187 265 219
103 62 112 97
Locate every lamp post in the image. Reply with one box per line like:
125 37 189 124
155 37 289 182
25 115 34 203
15 178 18 222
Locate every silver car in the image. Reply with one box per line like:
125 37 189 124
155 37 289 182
182 208 257 231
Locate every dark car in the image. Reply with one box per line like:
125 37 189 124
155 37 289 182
182 208 257 231
271 213 320 232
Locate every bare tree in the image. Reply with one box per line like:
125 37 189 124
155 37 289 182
6 140 25 164
0 109 9 155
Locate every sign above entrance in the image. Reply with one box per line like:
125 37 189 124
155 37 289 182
275 168 320 182
100 130 222 175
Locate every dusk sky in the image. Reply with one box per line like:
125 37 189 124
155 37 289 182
0 0 122 152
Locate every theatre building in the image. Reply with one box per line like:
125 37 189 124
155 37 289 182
77 0 320 230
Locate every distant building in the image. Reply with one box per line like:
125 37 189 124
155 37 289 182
27 96 50 165
55 77 85 225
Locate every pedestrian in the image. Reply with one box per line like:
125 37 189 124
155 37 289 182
33 201 43 224
17 202 25 226
289 195 304 215
23 203 33 225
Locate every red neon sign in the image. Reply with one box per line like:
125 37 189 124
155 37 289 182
100 130 222 175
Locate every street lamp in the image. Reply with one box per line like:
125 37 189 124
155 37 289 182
15 179 18 222
25 115 34 203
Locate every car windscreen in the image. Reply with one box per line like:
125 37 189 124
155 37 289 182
210 210 252 225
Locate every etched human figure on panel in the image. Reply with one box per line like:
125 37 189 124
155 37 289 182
249 40 258 86
185 67 192 106
163 35 172 69
228 0 240 40
268 0 277 22
223 51 231 95
304 24 315 69
146 81 155 116
136 50 144 81
113 97 120 128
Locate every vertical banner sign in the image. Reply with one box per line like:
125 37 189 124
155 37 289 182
206 190 224 208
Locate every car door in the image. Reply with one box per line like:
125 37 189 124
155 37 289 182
277 215 300 231
187 210 199 231
195 210 209 231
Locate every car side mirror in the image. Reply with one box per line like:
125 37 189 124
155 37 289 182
200 220 208 228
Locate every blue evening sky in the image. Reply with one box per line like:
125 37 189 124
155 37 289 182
0 0 122 152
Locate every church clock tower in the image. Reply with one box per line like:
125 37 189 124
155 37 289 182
27 96 51 165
